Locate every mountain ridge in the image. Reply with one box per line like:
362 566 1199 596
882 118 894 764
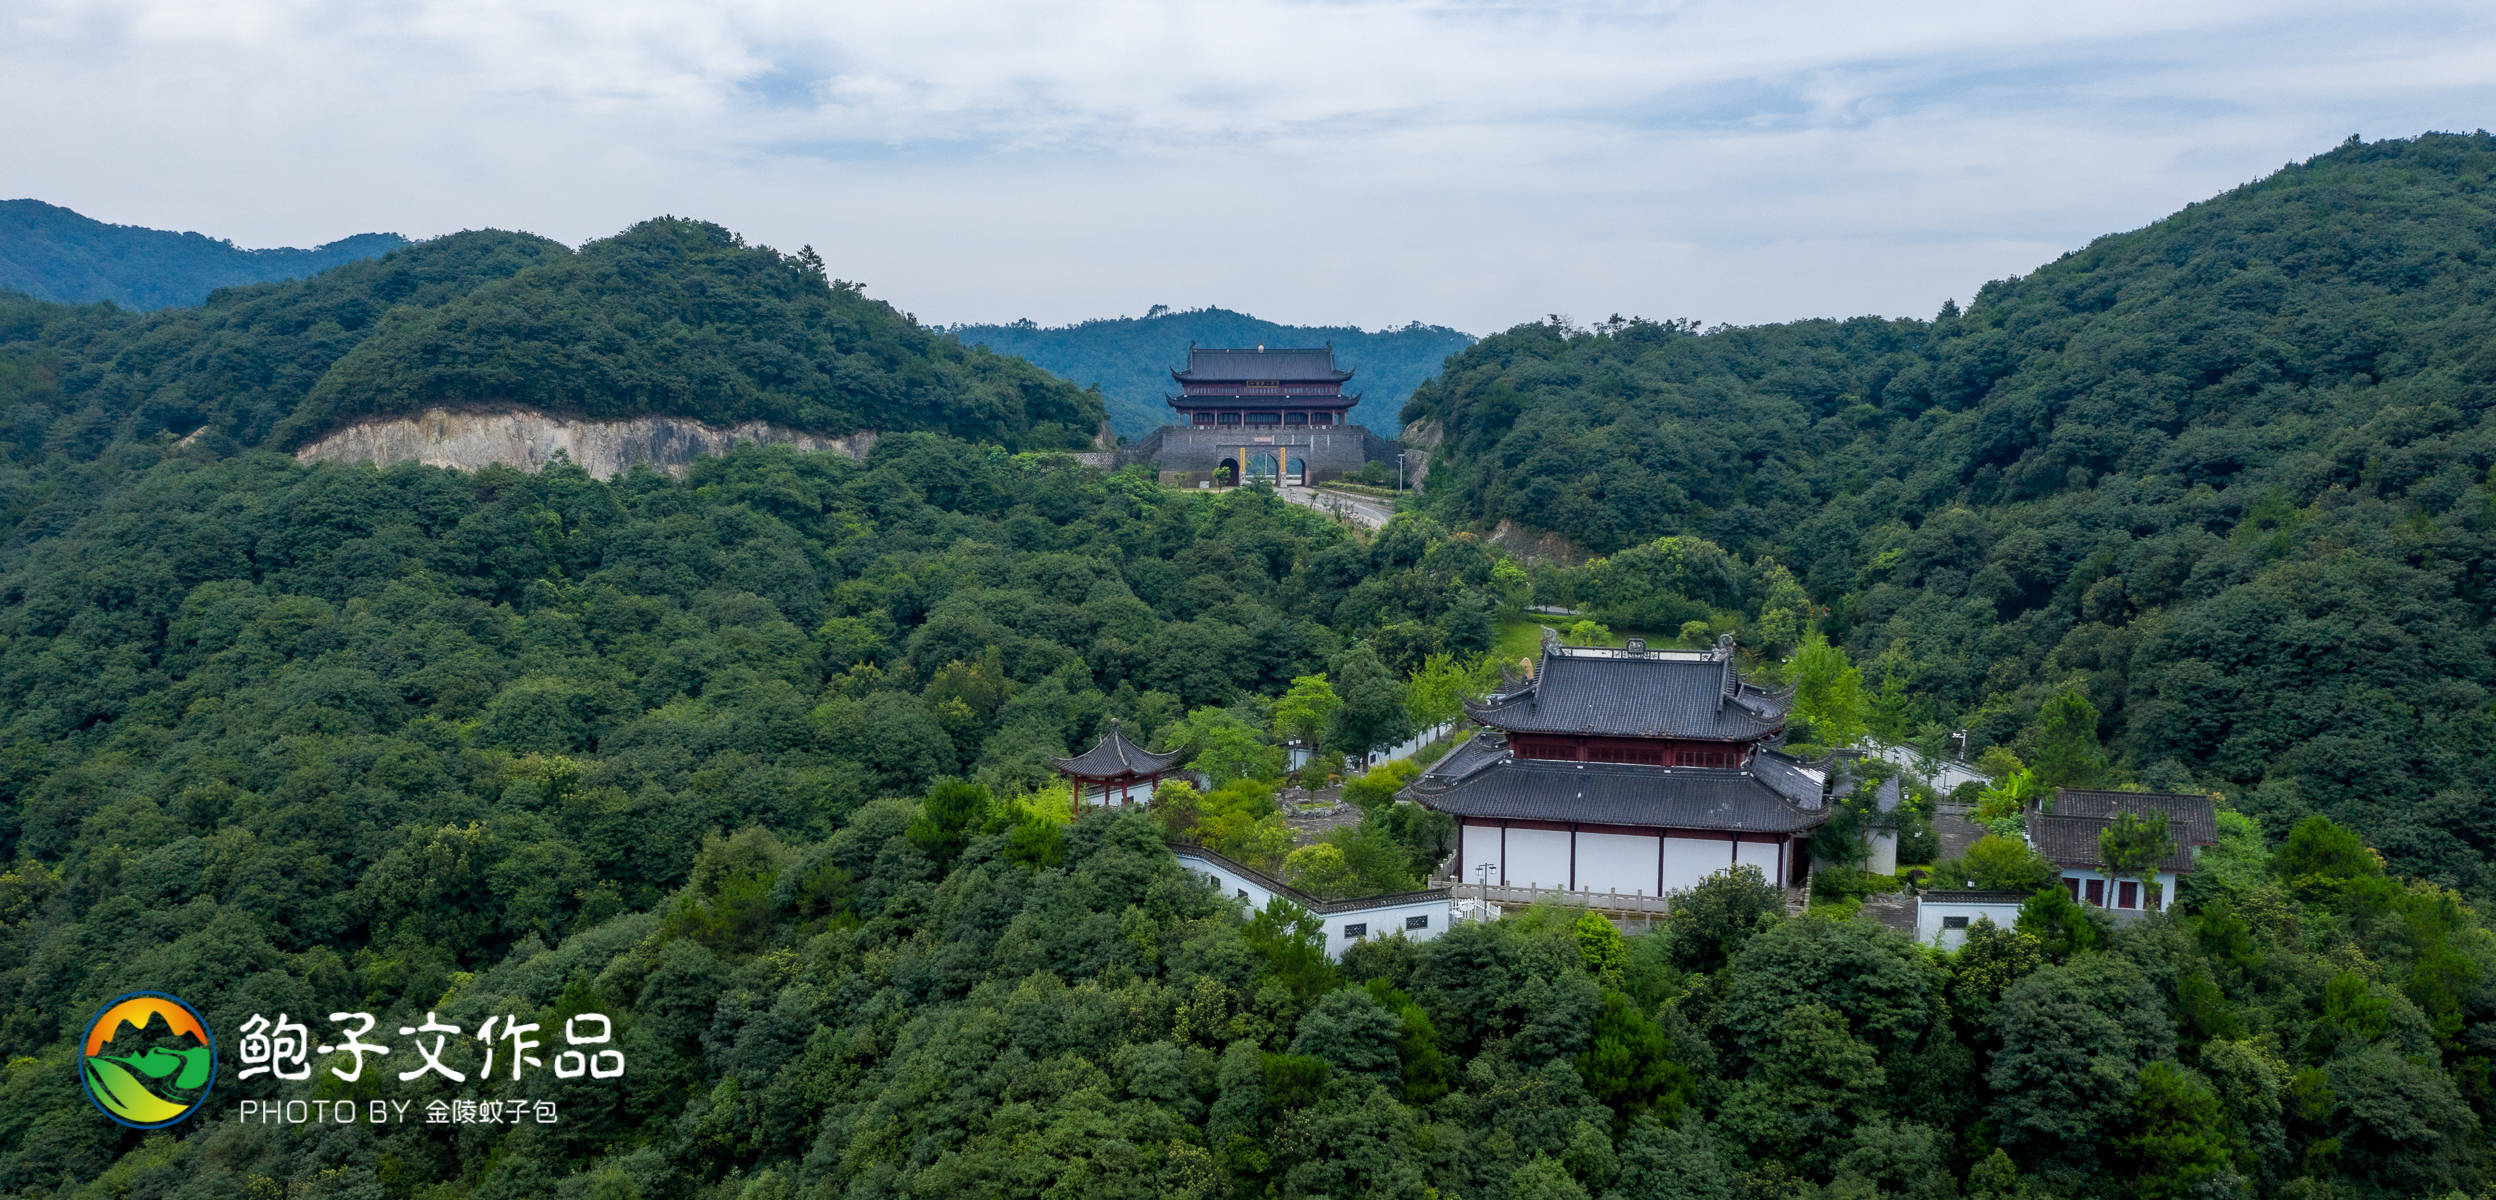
955 306 1473 436
1403 131 2496 890
0 198 407 309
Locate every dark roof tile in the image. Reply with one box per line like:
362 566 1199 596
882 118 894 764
1050 723 1188 778
1465 648 1788 740
1172 347 1352 383
2025 788 2218 873
1404 756 1829 834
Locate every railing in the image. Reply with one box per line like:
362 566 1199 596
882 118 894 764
1434 879 1816 921
1436 879 1678 915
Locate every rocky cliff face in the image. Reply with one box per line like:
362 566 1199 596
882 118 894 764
293 408 879 477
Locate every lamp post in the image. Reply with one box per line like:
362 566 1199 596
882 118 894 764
1397 452 1408 496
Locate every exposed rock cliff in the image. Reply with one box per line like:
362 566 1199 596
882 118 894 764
293 408 878 477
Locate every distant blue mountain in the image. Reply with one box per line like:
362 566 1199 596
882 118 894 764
0 199 407 309
954 306 1474 438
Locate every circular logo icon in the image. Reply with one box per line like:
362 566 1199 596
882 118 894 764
78 992 217 1128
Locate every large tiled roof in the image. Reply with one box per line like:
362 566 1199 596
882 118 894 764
2026 789 2219 872
1403 752 1830 834
1049 722 1188 779
1172 346 1353 383
1464 646 1789 740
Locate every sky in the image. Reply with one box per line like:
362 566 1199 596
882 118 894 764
7 1 2495 334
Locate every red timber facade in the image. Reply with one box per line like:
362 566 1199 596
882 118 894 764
1167 345 1358 431
1404 635 1865 896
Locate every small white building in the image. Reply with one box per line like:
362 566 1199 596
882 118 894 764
2026 788 2218 914
1169 844 1454 960
1913 890 2031 949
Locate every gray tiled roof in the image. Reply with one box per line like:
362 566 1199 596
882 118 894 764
1465 651 1789 740
2026 790 2216 873
2051 789 2219 846
1049 722 1188 779
1750 749 1830 808
1404 756 1830 834
1172 347 1353 383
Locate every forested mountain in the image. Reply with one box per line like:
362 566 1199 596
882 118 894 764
955 307 1474 436
0 148 2491 1200
1406 133 2496 894
0 216 1101 455
0 199 407 310
1 440 2487 1200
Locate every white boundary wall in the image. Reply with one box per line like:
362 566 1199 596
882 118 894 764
1170 847 1452 960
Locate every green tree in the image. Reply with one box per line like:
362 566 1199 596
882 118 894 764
1170 705 1286 786
1753 559 1811 656
1787 632 1868 747
1574 910 1626 986
1973 767 2041 824
907 778 991 871
2120 1061 2239 1200
1404 652 1491 730
1271 674 1343 749
2015 883 2104 961
1329 642 1411 757
2097 809 2173 908
1289 987 1404 1084
2022 688 2108 789
1574 990 1691 1127
1663 864 1782 973
1986 956 2174 1185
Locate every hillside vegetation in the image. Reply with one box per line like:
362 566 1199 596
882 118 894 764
1405 133 2496 893
0 217 1102 456
0 199 407 310
957 307 1473 436
0 147 2490 1200
0 440 2488 1200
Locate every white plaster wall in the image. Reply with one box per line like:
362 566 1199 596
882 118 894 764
1461 823 1505 885
1864 830 1899 875
1170 850 1448 960
1662 836 1735 894
1322 898 1451 958
2056 869 2180 910
1505 828 1572 889
1575 831 1662 895
1174 854 1284 914
1915 901 2026 949
1736 840 1780 881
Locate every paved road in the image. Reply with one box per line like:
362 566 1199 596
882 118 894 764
1868 742 1991 793
1281 485 1396 529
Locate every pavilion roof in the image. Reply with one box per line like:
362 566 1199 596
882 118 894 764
1050 722 1188 779
1171 346 1354 384
1463 641 1789 741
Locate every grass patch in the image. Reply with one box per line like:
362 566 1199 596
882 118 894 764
1494 615 1547 663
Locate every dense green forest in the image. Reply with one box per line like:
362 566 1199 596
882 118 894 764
1406 133 2496 896
0 216 1102 454
955 307 1474 437
0 144 2491 1198
0 200 406 311
0 440 2487 1200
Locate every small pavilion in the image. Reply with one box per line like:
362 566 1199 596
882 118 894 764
1051 721 1188 815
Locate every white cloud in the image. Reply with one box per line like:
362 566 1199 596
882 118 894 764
4 0 2492 331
